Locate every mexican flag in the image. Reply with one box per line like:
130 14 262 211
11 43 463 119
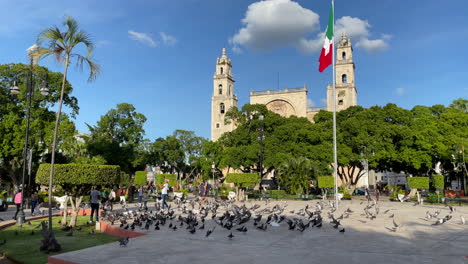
318 2 334 72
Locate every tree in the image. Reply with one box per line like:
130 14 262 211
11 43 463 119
0 63 78 188
277 157 317 195
38 15 100 250
86 103 146 173
36 164 120 227
147 136 184 186
449 98 468 113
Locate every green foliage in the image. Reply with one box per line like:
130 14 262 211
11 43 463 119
119 171 131 186
318 176 335 188
155 174 177 187
277 157 317 195
134 171 147 186
432 174 444 190
177 188 189 197
385 185 405 199
407 177 429 190
218 184 236 196
226 173 260 188
36 163 120 186
86 103 147 173
266 190 287 198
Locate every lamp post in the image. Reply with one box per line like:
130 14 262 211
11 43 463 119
10 44 50 225
211 162 215 196
258 115 265 179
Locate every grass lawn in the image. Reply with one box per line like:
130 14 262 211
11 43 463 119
0 216 117 264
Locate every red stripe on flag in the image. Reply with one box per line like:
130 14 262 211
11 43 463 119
318 43 333 72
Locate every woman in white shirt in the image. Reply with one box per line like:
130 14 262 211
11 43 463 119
161 179 169 209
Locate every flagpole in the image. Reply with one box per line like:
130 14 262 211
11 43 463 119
331 0 339 208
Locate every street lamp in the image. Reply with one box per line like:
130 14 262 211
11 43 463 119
10 44 50 225
258 115 265 179
211 162 215 195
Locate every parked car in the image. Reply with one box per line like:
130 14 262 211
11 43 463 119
355 189 365 195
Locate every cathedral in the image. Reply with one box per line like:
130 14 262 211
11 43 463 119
211 32 357 141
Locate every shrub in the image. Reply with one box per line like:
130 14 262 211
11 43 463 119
226 173 260 188
432 174 444 190
407 177 429 190
36 163 121 186
218 184 235 196
317 176 334 188
155 174 177 187
134 171 147 186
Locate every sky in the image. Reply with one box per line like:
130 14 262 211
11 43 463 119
0 0 467 141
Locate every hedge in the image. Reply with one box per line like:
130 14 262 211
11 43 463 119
36 163 121 185
155 174 178 187
317 176 334 188
432 174 444 190
407 177 429 190
226 173 261 188
134 171 147 186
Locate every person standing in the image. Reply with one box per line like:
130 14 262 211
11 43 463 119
118 186 126 205
365 188 370 202
142 188 149 209
90 186 101 222
13 190 23 220
31 192 38 216
109 189 116 211
161 179 169 209
137 186 143 208
375 188 380 202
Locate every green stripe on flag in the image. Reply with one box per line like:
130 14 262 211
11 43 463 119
325 3 334 40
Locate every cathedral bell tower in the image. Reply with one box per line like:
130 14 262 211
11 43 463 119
211 48 238 141
327 32 357 112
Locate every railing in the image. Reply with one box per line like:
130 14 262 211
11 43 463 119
251 87 306 95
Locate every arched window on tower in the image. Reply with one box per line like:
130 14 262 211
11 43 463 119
220 103 225 114
342 52 346 60
218 84 223 95
216 123 220 128
342 74 347 83
220 67 224 74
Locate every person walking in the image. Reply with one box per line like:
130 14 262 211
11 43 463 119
13 189 23 220
90 186 101 222
109 189 116 211
31 192 38 216
365 188 370 202
137 186 143 208
375 188 380 202
118 186 126 205
160 179 169 209
142 188 149 209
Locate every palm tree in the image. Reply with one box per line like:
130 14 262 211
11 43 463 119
37 16 100 251
277 157 317 196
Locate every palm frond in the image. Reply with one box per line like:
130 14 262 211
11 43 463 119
73 54 101 82
72 31 95 57
63 16 79 45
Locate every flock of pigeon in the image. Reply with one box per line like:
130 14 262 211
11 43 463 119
104 198 466 248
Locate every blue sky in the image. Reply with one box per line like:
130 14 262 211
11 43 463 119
0 0 467 141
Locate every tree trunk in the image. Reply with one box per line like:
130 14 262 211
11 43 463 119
68 196 82 227
61 196 69 226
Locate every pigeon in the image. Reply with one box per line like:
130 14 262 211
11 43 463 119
383 209 390 214
448 205 455 213
388 214 394 218
199 224 205 230
205 227 215 237
119 237 129 247
0 218 4 221
339 228 345 233
228 232 234 239
189 228 196 234
461 216 465 225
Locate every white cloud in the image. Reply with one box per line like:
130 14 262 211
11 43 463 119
307 98 315 108
128 30 157 47
160 32 177 46
395 87 405 96
230 0 320 52
230 0 390 54
232 46 243 54
320 98 327 105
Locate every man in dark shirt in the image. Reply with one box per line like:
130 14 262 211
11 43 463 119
90 186 101 222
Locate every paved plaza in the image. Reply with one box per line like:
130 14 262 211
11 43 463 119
49 200 468 264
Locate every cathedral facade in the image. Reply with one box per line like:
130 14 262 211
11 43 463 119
211 32 357 141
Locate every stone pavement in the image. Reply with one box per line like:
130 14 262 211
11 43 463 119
49 200 468 264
